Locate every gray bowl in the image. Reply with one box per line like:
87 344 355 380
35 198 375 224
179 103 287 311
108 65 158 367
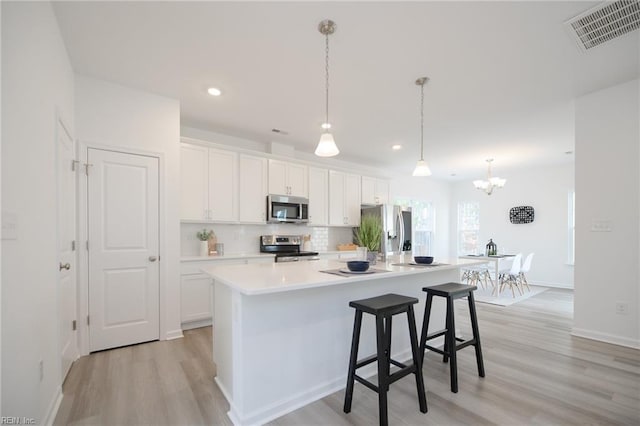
414 256 434 264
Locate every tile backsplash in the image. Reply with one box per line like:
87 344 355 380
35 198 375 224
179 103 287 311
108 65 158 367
181 223 353 256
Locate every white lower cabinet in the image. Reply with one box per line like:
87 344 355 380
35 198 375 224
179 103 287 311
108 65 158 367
181 273 213 326
180 257 274 329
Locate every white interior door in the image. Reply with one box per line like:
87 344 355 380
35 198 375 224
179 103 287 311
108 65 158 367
57 119 78 380
88 148 160 352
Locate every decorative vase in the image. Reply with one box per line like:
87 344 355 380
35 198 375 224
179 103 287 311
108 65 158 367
367 251 378 265
199 240 209 257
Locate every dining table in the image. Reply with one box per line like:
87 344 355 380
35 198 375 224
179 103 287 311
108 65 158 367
458 254 517 282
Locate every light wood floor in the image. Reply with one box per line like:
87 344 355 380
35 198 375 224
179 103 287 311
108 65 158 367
55 288 640 425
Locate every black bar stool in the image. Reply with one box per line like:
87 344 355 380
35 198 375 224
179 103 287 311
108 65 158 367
344 293 427 426
419 282 485 393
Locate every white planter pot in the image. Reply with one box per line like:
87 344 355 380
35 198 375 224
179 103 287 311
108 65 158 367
199 241 209 257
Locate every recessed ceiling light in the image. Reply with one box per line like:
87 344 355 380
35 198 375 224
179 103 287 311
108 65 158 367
392 145 402 151
207 87 222 96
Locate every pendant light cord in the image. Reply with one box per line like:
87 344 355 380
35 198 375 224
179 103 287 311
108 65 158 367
420 82 424 160
325 33 330 127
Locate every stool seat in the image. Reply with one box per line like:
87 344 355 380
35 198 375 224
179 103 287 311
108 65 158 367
349 293 418 315
344 293 427 426
420 282 485 393
424 283 477 298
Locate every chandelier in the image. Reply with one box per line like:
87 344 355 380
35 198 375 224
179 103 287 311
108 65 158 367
473 159 506 195
315 19 339 157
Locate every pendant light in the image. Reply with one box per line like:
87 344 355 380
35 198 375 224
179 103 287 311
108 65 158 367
315 19 340 157
412 77 432 176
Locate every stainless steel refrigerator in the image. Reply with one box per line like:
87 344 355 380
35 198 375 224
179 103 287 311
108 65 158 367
360 205 412 257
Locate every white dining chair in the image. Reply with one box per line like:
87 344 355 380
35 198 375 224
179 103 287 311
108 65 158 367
495 253 522 298
518 253 534 292
461 264 493 289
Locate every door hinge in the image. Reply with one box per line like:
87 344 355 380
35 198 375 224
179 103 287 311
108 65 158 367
71 160 80 171
87 315 90 326
71 240 76 251
72 320 77 331
86 240 89 250
84 163 93 176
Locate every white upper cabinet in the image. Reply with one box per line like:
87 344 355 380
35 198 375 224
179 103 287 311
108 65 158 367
361 176 389 205
180 143 238 222
308 167 328 226
208 148 238 222
239 154 268 223
268 159 308 197
181 143 210 221
329 170 361 226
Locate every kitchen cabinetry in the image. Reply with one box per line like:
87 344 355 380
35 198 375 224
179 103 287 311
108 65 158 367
180 143 238 222
268 159 308 197
180 256 274 329
361 176 390 205
329 170 361 226
308 167 328 226
239 154 268 223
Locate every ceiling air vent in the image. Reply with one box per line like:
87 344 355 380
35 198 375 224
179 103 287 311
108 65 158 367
565 0 640 51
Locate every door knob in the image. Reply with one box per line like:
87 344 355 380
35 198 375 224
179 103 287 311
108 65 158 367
59 262 71 271
148 256 158 262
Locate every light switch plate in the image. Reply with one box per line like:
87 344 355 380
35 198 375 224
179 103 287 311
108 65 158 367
591 219 613 232
1 210 18 240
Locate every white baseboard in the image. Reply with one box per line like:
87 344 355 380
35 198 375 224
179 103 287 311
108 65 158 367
181 318 212 331
165 328 184 340
571 327 640 349
529 280 573 289
221 348 415 426
43 385 63 426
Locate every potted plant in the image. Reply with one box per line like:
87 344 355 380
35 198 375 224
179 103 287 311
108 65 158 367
354 214 383 264
197 228 214 256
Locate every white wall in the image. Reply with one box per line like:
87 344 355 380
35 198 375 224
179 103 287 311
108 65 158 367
450 163 575 288
1 1 75 421
75 76 182 340
573 79 639 349
389 176 453 260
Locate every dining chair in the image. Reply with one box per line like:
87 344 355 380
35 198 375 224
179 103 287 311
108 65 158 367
518 253 534 292
495 253 522 298
461 264 493 289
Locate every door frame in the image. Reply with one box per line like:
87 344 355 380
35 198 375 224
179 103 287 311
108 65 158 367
76 141 167 355
55 113 78 379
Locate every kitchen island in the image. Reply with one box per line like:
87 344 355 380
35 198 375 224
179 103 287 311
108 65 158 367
201 257 484 426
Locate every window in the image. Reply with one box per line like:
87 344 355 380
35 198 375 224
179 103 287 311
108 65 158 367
568 191 575 265
396 199 435 255
458 202 480 255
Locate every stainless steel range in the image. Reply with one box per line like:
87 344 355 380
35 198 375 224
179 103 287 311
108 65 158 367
259 235 319 262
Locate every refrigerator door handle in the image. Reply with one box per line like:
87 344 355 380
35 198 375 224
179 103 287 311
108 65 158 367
398 208 404 253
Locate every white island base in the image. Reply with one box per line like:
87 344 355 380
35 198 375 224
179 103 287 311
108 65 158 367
203 258 482 425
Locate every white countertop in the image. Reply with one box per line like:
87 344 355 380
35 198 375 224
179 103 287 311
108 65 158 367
201 257 485 295
181 253 275 262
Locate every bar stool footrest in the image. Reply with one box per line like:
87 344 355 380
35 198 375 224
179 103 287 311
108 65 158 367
424 344 446 355
388 365 417 385
354 375 379 393
425 329 447 340
355 354 378 369
455 339 477 351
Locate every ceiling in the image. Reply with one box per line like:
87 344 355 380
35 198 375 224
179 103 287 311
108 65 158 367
52 1 639 180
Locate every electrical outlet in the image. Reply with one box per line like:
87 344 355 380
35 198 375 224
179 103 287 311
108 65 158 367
615 302 628 315
39 359 44 382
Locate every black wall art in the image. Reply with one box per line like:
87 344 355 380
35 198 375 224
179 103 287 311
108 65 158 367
509 206 535 224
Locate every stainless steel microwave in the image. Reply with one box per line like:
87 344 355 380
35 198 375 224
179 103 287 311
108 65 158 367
267 194 309 224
